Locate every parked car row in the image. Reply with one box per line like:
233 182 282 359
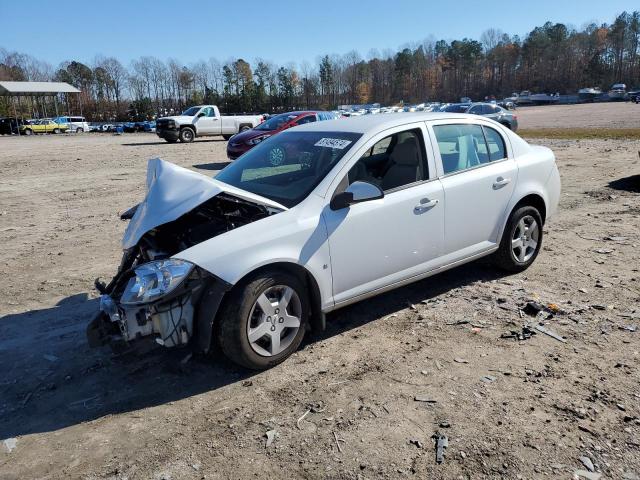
227 111 339 159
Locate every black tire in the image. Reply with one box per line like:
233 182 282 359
223 134 233 140
493 206 543 272
215 270 309 370
239 125 251 132
24 129 33 136
179 127 195 143
53 128 60 134
165 138 178 144
76 127 84 133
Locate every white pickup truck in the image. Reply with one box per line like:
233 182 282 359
155 105 263 143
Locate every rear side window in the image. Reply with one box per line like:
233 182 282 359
434 124 489 174
294 115 316 126
482 126 506 161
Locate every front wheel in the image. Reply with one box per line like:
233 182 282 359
76 127 84 133
492 206 543 272
216 271 308 370
53 128 60 134
179 128 195 143
24 129 33 135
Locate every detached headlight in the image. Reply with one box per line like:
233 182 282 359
120 259 194 305
247 134 270 145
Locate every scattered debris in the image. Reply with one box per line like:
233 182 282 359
578 424 597 436
574 469 601 480
523 301 546 316
3 437 17 453
296 409 311 430
535 324 567 343
619 324 637 332
438 421 450 428
593 248 614 254
501 326 537 341
409 438 423 448
617 403 626 411
414 395 437 403
433 434 448 464
241 380 253 387
333 431 345 453
579 456 595 472
591 304 607 311
453 357 468 364
265 430 277 448
481 375 497 383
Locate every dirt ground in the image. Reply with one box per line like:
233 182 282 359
1 103 639 480
516 102 640 129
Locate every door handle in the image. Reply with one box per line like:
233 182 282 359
414 198 439 211
493 177 511 189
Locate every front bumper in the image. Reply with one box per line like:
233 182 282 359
87 270 231 355
157 128 179 141
226 142 251 160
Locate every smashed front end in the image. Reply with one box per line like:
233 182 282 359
87 159 278 355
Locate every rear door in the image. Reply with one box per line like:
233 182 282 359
429 121 517 258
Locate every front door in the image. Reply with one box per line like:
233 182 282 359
324 125 445 304
195 106 220 134
430 122 517 257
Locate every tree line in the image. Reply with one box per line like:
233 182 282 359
1 11 639 121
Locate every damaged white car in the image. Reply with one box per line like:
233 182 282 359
88 113 561 369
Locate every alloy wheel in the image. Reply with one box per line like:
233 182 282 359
511 215 539 263
246 285 302 357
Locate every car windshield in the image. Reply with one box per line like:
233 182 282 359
182 106 201 116
215 131 362 208
255 113 298 131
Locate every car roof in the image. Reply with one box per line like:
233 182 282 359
293 112 476 134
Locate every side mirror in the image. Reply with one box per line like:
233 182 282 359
330 181 384 210
197 112 206 118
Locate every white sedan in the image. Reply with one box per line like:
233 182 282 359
88 113 561 369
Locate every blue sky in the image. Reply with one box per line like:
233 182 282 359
1 0 637 67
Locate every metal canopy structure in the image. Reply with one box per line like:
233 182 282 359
0 81 80 95
0 81 83 136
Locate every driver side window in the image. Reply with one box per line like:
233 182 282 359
347 129 427 192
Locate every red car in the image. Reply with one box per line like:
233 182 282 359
226 111 336 160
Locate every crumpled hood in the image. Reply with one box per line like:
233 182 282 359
122 158 286 249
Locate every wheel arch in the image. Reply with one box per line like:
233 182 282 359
512 193 547 224
232 261 325 332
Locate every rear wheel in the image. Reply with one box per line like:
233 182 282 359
53 128 60 134
76 127 84 133
493 206 543 272
24 128 33 135
179 127 195 143
239 125 251 132
216 271 308 370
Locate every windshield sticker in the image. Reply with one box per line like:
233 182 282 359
314 138 352 149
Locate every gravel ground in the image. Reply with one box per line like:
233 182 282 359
1 106 639 479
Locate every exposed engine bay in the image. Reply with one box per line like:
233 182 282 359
88 192 278 353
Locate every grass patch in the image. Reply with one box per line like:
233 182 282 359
518 128 640 140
